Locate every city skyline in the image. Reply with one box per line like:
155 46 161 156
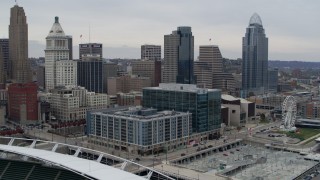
0 0 319 61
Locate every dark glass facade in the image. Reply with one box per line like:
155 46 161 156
176 27 196 84
0 39 9 74
143 84 221 133
242 13 268 96
268 68 278 93
77 60 104 93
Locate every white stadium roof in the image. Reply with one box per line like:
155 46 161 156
0 144 144 180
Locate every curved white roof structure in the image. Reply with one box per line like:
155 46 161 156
249 13 263 26
48 16 66 37
0 137 174 180
0 144 143 180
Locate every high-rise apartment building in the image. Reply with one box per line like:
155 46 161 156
9 5 31 83
0 39 9 75
45 17 72 90
242 13 268 96
77 55 104 93
87 107 191 154
141 45 161 61
79 43 103 60
132 60 161 87
163 27 195 84
143 83 221 134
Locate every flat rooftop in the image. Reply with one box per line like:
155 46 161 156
91 106 189 120
143 83 220 93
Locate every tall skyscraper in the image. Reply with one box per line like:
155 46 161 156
79 43 102 60
9 5 30 83
194 45 223 88
163 26 195 84
242 13 268 96
45 17 72 90
141 45 161 61
0 39 9 74
77 55 104 93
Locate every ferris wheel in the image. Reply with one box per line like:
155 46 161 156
281 96 297 130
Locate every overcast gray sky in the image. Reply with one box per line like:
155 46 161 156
1 0 319 61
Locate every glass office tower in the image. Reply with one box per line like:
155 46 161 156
242 13 268 97
143 83 221 133
163 27 195 84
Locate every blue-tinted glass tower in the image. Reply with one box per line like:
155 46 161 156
163 27 195 84
176 27 195 84
242 13 268 96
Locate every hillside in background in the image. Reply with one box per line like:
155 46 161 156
269 60 320 69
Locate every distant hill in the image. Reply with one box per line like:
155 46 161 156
269 60 320 69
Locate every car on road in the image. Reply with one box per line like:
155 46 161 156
181 153 186 156
223 153 228 156
193 144 198 147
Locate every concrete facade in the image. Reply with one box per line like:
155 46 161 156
55 60 77 87
45 17 72 90
107 75 151 95
103 62 118 94
221 94 255 127
46 86 108 122
141 45 161 61
131 60 161 87
9 5 31 83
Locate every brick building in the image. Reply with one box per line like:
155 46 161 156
8 82 38 124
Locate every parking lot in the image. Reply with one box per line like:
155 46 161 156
180 143 318 180
254 126 301 144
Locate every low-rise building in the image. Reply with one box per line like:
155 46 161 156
221 94 255 127
107 75 151 95
87 106 191 155
43 86 108 122
117 91 142 106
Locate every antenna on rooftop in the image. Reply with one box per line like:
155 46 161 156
89 23 91 44
15 0 18 5
89 23 92 54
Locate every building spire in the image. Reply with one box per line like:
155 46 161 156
55 16 59 23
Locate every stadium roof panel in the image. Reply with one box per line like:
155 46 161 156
0 144 144 180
